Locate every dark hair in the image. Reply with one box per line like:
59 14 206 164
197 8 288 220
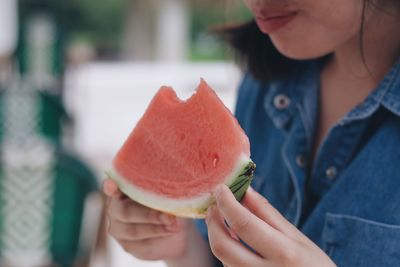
216 21 303 82
217 0 376 83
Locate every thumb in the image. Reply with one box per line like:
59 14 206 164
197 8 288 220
103 178 124 198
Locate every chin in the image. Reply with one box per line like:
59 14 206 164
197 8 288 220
270 37 333 60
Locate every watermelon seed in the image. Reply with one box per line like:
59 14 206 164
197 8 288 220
212 154 219 167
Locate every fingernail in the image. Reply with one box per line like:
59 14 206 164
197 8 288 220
159 213 175 225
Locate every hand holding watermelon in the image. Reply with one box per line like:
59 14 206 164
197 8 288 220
104 179 186 259
104 179 215 266
104 80 255 265
205 185 337 267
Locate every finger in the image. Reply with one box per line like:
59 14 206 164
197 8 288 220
109 197 176 225
243 187 307 242
103 179 124 198
206 205 264 267
213 185 287 258
227 227 239 241
109 220 179 241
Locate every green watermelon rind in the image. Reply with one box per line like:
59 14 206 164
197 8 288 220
196 160 256 214
106 154 255 219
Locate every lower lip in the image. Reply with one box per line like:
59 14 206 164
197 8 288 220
255 12 297 34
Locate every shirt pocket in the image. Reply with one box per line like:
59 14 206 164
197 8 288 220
322 213 400 267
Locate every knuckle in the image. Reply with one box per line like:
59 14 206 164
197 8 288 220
147 209 161 222
276 244 297 266
127 225 139 238
119 200 140 222
134 242 160 260
260 198 270 207
211 240 227 259
119 204 132 221
109 199 126 221
231 217 250 233
275 249 287 262
155 225 167 235
119 240 133 254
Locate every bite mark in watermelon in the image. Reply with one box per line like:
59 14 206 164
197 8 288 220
107 79 255 218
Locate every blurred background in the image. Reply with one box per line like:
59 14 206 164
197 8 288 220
0 0 251 266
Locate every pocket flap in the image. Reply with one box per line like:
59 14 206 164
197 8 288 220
322 213 400 266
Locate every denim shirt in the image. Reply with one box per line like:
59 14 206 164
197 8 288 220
196 59 400 266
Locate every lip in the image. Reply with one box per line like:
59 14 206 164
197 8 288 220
255 11 298 34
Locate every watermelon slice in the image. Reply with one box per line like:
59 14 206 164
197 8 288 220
106 79 255 218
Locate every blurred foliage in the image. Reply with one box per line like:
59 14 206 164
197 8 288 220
19 0 126 57
68 0 127 56
18 0 252 60
189 1 252 61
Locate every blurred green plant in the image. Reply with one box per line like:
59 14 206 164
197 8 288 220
18 0 252 61
69 0 127 57
189 1 252 61
18 0 126 58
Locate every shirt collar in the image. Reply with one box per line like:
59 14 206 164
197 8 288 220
378 58 400 117
340 57 400 124
264 58 400 129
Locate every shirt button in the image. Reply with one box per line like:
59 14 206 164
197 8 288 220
296 155 306 168
326 166 338 180
274 94 291 110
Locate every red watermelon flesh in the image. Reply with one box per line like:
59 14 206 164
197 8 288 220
107 79 255 218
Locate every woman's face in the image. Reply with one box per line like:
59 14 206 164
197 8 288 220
243 0 396 60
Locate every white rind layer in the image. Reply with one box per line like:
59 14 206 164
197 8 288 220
107 153 251 218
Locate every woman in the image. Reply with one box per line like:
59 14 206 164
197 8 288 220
104 0 400 266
